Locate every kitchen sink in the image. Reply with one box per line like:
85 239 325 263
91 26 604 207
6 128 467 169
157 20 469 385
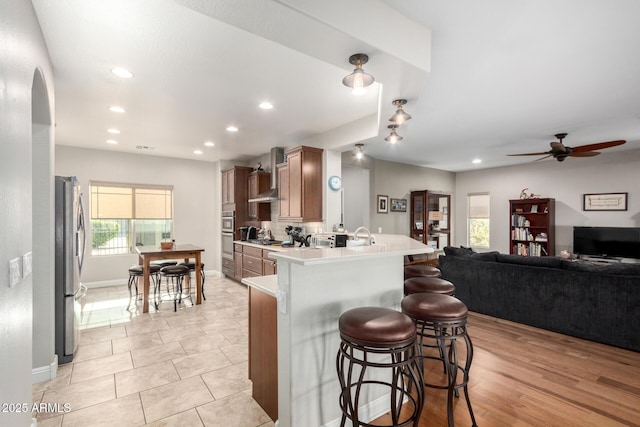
247 239 283 246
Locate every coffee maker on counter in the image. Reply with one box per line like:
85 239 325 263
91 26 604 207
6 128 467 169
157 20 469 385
239 226 257 241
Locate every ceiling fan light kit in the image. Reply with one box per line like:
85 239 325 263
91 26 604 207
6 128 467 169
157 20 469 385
508 132 626 162
342 53 374 95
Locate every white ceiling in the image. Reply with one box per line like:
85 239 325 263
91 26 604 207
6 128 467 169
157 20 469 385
32 0 640 172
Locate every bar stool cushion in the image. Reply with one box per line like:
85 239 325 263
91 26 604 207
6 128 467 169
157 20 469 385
401 293 468 322
339 307 416 348
404 264 441 279
160 265 190 276
179 262 205 270
129 264 161 275
404 277 456 296
151 260 178 267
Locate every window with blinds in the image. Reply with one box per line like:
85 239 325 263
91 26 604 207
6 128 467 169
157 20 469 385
468 193 490 248
90 182 173 255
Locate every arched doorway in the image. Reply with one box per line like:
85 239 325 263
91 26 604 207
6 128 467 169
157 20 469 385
31 68 57 382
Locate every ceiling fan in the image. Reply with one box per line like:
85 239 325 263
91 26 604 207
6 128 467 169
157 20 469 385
508 133 626 162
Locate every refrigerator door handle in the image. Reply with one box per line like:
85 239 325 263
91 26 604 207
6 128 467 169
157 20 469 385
77 191 87 274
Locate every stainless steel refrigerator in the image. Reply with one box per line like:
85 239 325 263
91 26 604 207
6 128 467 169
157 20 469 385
55 176 87 364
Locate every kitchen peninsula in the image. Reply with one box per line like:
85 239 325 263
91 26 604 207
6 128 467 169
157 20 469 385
242 234 430 427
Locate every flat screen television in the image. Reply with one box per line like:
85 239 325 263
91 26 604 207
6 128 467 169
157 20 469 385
573 226 640 259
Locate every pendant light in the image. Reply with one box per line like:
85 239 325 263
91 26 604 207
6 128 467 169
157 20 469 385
354 143 364 160
389 99 412 126
342 53 374 95
385 125 402 144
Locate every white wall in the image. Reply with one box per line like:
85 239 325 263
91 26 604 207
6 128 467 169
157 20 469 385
55 146 220 284
1 0 55 424
455 149 640 254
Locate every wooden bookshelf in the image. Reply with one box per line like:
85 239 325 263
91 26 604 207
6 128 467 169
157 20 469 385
509 198 555 256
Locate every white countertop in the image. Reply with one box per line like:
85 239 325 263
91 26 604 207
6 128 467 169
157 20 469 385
241 274 277 297
269 234 432 266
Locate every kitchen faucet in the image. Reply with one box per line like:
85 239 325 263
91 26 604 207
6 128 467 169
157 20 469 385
353 226 374 245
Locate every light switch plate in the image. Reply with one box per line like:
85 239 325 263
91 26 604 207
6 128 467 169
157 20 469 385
276 289 287 314
23 251 33 277
9 257 21 288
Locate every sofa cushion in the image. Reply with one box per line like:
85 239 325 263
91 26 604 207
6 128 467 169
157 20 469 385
469 251 499 262
561 260 640 276
443 246 474 257
496 253 563 269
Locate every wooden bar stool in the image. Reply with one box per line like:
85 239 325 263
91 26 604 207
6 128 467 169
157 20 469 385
404 264 442 280
401 293 477 427
404 277 456 296
337 307 424 427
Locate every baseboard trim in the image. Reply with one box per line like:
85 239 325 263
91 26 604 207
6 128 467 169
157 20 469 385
323 393 391 427
32 354 58 384
83 270 222 289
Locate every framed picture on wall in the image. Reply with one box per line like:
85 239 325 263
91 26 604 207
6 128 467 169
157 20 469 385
583 192 628 211
390 198 407 212
377 195 389 213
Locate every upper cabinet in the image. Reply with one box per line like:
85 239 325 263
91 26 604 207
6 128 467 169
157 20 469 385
278 146 323 222
248 171 271 221
221 166 253 226
410 190 451 249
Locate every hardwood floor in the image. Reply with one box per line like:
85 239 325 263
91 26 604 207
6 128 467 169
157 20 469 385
373 312 640 427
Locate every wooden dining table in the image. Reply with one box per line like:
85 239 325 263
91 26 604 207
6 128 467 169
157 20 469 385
135 244 205 313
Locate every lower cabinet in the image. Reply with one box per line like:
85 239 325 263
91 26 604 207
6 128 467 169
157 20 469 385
248 287 278 421
262 249 277 275
242 246 263 278
233 244 278 280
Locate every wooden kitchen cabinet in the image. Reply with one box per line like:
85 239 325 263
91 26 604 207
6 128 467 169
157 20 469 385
234 243 243 280
262 249 277 275
242 245 263 278
248 171 271 221
221 166 253 229
249 287 278 421
278 146 323 222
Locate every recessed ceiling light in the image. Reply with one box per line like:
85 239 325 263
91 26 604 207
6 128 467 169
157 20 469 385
109 106 125 113
226 126 239 132
111 68 134 79
106 139 118 145
259 102 273 110
194 150 203 155
472 158 482 164
204 141 215 147
107 128 120 134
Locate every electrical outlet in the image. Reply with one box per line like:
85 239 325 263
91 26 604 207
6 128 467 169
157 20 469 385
9 257 21 288
23 251 33 277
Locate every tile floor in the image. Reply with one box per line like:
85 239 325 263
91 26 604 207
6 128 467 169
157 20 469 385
32 275 274 427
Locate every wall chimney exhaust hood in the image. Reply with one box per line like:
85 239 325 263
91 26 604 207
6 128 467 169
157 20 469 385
248 147 284 203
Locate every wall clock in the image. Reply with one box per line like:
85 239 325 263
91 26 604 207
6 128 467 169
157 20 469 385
328 175 342 191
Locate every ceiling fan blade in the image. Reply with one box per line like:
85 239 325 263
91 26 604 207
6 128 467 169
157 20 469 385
568 151 600 157
507 152 549 156
533 154 552 162
571 140 626 153
550 141 566 152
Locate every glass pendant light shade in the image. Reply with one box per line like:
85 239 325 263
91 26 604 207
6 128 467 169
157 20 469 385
354 143 364 159
389 99 412 125
342 54 374 95
385 125 402 144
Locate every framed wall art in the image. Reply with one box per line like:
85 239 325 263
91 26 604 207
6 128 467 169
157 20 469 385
583 192 628 211
377 195 389 213
390 198 407 212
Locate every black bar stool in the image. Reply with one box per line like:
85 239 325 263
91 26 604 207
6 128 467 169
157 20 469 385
404 277 456 296
404 264 442 280
401 293 478 427
127 264 160 309
178 262 206 300
159 264 190 311
337 306 424 427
